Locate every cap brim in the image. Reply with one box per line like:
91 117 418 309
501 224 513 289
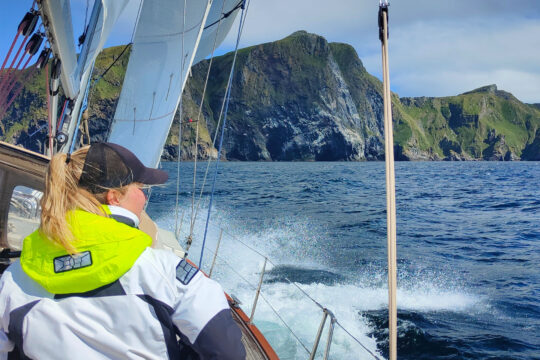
137 167 168 185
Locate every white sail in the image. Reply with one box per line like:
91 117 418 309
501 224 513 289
40 0 129 101
74 0 130 87
57 0 130 153
193 0 241 64
108 0 240 168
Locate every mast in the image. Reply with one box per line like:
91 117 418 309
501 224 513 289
39 0 130 155
379 1 397 359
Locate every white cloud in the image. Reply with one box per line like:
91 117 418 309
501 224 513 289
361 18 540 102
219 0 540 103
6 0 535 103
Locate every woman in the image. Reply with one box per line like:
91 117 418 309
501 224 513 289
0 142 245 359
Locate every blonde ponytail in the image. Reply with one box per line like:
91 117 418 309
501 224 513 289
40 146 105 254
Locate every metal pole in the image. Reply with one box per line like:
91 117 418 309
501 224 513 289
309 309 328 360
249 257 267 324
379 2 398 360
208 229 223 278
323 312 336 360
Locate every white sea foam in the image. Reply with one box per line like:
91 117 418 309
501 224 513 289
155 205 483 359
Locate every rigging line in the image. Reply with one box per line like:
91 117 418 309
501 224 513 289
208 249 312 355
56 99 68 129
189 0 207 245
190 112 200 237
179 224 375 356
0 65 39 119
189 0 228 236
28 123 48 137
212 0 253 155
56 99 69 130
203 0 244 30
202 241 376 359
0 33 20 73
238 0 251 36
334 321 382 360
0 35 31 97
195 212 326 309
92 43 132 86
174 0 188 244
199 0 249 269
130 0 144 43
192 0 253 224
0 50 35 111
257 291 312 355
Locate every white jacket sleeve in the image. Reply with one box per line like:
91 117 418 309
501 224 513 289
0 331 13 360
172 259 246 359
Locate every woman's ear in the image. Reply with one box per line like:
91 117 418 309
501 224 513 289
105 189 121 205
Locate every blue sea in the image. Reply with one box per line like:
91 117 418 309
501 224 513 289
146 161 540 360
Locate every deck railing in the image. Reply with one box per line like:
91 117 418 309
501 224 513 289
184 219 382 360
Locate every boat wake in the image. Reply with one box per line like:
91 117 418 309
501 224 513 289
154 205 485 359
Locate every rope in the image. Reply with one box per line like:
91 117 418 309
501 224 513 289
199 0 250 269
0 35 30 100
0 35 29 84
0 65 39 119
81 110 91 145
0 33 20 73
0 51 35 111
0 50 46 119
56 99 68 130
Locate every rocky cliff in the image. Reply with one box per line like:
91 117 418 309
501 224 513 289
180 31 387 161
397 84 540 160
1 31 539 161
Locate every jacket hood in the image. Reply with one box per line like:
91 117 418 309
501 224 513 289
20 207 152 294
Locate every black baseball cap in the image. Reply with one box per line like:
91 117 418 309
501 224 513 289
78 142 168 194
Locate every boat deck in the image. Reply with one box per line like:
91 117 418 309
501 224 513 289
231 308 270 360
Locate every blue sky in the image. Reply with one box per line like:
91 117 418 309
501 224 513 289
2 0 540 103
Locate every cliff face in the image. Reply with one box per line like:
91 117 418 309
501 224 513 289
396 85 540 160
2 32 539 161
182 31 387 161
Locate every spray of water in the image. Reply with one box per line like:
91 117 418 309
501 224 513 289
155 205 484 359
